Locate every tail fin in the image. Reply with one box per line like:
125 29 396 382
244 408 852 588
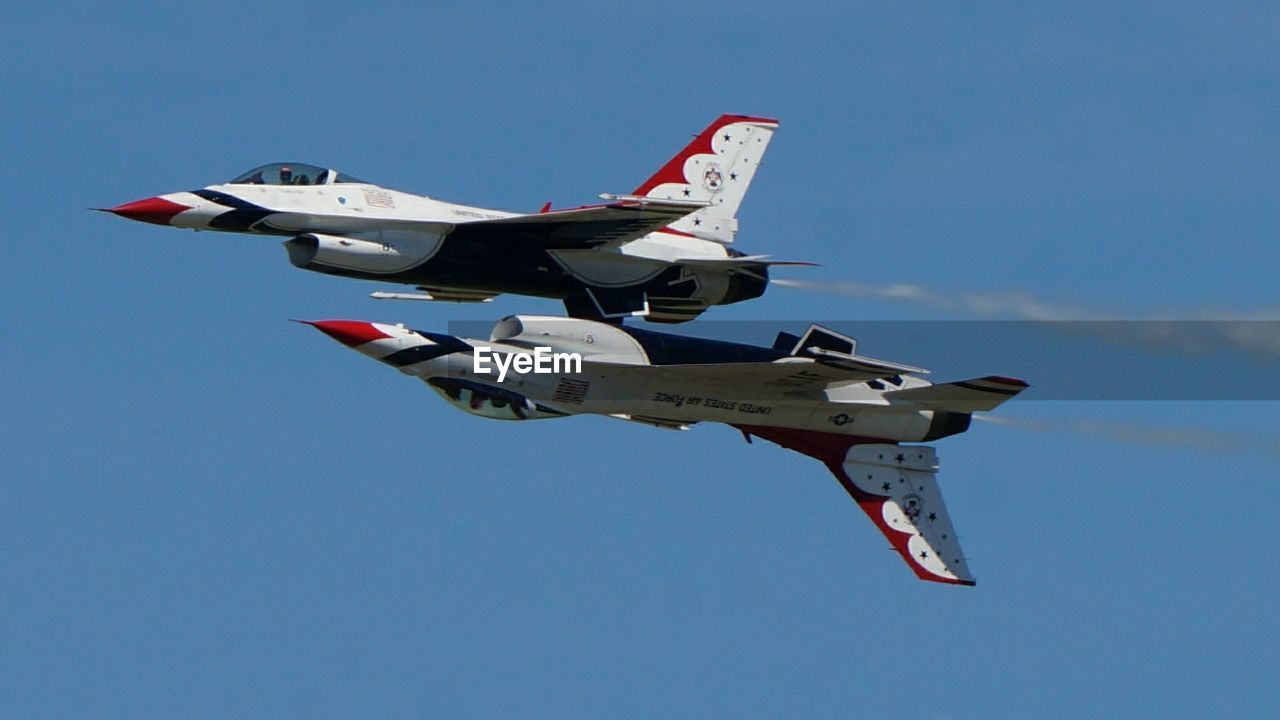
632 114 779 243
735 425 976 586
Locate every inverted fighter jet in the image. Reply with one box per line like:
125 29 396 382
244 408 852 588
301 314 1028 585
102 115 807 323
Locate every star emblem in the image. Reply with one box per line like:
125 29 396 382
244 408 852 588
895 453 905 463
919 550 929 559
730 172 738 180
693 218 701 226
722 133 731 141
881 482 891 492
682 188 690 197
928 512 937 521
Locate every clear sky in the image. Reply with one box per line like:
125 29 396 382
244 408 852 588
3 2 1278 718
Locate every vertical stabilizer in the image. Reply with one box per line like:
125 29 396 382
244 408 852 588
632 114 779 243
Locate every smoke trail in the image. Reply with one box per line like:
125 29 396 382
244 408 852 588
973 413 1280 457
773 278 1280 321
772 278 1100 320
773 278 1280 359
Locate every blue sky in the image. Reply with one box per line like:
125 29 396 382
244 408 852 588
3 2 1278 717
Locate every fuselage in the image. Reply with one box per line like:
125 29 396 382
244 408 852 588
302 314 1024 587
305 316 973 445
105 161 770 321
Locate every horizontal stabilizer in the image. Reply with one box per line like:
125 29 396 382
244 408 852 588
456 201 698 247
887 375 1028 412
616 352 925 390
805 349 928 377
674 255 815 282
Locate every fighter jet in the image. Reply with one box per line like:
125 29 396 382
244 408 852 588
102 115 808 323
301 314 1028 585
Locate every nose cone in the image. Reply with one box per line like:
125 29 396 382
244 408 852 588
102 196 191 225
300 320 392 347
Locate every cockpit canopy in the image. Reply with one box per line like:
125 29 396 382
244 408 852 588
228 162 365 186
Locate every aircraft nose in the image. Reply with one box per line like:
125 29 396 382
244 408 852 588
101 196 192 225
298 320 392 347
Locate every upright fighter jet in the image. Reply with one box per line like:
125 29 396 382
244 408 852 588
301 314 1029 585
102 115 807 323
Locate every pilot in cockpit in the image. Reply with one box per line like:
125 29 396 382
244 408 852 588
279 166 293 184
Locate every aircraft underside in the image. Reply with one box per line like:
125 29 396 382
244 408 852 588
290 233 769 322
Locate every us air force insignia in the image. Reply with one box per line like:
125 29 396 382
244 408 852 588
902 493 923 520
702 163 724 192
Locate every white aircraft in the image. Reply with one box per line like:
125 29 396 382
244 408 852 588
301 314 1028 585
102 115 809 323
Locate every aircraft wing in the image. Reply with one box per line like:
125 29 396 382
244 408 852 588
736 426 975 586
613 354 927 391
448 199 704 248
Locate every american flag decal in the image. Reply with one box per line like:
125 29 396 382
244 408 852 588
363 188 396 208
553 378 589 405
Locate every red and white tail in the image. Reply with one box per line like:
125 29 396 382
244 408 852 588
633 114 779 244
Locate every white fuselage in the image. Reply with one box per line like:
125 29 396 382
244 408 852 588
161 181 739 265
334 317 951 443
